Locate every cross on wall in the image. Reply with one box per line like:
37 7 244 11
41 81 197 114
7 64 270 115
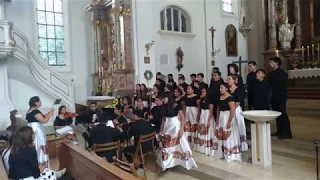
232 56 248 77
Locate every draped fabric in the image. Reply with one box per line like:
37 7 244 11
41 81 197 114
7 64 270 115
184 107 198 148
28 122 49 168
194 109 215 156
234 106 248 151
157 116 197 170
212 111 242 162
20 168 57 180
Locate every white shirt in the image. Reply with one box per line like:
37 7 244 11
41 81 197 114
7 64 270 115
1 148 10 174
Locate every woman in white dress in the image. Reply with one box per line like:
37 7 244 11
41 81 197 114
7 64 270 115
227 75 248 151
213 83 242 162
157 92 197 175
26 96 54 168
194 87 215 156
184 85 200 148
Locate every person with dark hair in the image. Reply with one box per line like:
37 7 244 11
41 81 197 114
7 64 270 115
133 84 141 107
149 96 164 133
88 102 102 123
247 61 257 110
212 83 241 162
254 69 272 110
227 75 248 152
156 72 166 93
167 74 173 81
122 96 133 121
140 84 149 107
8 126 65 179
2 133 14 174
113 104 128 131
212 67 220 73
157 92 197 174
196 73 208 90
268 57 292 139
184 85 200 148
89 113 124 162
178 74 183 79
174 87 186 111
178 76 188 92
54 105 74 126
26 96 54 168
167 79 177 91
193 81 201 96
227 64 245 108
134 97 149 119
190 74 197 86
209 71 224 119
123 109 156 163
194 87 215 155
150 84 160 109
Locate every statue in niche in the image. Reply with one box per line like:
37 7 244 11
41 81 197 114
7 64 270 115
176 47 184 72
279 17 296 49
225 24 238 57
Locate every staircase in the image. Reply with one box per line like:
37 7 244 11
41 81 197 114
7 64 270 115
287 87 320 100
0 21 75 111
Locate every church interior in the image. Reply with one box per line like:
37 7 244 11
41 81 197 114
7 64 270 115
0 0 319 179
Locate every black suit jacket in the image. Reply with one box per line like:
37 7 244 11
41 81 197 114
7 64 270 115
90 124 123 162
126 119 155 153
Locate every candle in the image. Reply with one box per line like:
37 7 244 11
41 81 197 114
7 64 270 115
307 46 310 57
101 67 104 77
275 50 279 57
98 67 101 77
302 46 304 58
312 44 315 57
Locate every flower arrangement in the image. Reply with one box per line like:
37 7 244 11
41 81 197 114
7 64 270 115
105 98 119 108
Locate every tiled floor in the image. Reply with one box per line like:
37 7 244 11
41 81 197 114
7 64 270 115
51 129 317 180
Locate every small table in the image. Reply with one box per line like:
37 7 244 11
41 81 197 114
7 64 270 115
241 110 281 168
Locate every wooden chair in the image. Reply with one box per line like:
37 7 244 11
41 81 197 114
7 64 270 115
93 141 121 159
127 132 157 179
113 156 145 180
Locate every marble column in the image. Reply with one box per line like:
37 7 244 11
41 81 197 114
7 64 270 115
268 0 277 50
294 0 302 49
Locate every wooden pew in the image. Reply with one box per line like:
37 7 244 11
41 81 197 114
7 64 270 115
58 142 140 180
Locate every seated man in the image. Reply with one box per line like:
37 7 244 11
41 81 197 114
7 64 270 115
87 102 102 123
123 109 156 163
148 96 164 133
88 113 124 162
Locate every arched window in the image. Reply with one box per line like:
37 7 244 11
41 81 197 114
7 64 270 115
222 0 233 13
36 0 66 66
160 6 190 33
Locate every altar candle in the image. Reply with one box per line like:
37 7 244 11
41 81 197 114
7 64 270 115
302 46 304 58
98 67 101 77
307 46 310 57
312 44 315 56
275 50 279 57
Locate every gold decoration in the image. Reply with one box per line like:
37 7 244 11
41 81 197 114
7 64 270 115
274 0 284 24
91 20 100 27
90 0 100 6
111 8 131 16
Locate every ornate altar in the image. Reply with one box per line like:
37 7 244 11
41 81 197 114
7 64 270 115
86 0 134 96
262 0 320 88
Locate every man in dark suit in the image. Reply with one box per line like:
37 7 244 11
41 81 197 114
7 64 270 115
209 71 224 119
123 109 156 163
87 102 102 123
88 113 123 162
196 73 208 90
148 96 164 133
268 57 292 139
247 61 257 110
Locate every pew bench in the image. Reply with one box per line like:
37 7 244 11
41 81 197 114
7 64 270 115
58 142 140 180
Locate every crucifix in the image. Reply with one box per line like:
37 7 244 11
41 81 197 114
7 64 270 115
208 26 216 51
232 56 248 77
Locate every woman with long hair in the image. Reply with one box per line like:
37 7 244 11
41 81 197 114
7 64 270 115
26 96 53 168
151 84 160 109
122 96 133 121
133 84 141 107
140 84 149 108
54 105 73 126
8 126 64 179
134 97 149 119
212 83 241 162
184 85 200 148
227 75 248 152
157 92 197 175
194 87 215 155
227 64 245 108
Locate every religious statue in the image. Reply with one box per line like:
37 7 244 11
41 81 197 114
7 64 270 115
279 17 296 49
176 47 184 71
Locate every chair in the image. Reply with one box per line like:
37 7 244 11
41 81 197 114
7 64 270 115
112 156 145 180
93 141 120 159
127 132 157 179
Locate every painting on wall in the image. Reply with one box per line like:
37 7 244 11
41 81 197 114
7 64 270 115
225 24 238 57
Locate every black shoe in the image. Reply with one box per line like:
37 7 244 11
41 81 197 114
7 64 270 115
271 132 279 136
278 133 292 140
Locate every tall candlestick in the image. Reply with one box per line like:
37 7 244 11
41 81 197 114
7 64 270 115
98 67 101 77
275 50 279 57
307 46 310 57
302 46 304 58
312 44 315 57
318 44 320 61
101 67 104 77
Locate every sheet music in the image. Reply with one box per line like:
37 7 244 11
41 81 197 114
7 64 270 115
55 126 74 135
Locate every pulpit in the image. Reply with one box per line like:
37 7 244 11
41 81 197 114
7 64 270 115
241 110 281 168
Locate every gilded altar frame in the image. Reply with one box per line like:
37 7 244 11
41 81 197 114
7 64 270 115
311 0 320 42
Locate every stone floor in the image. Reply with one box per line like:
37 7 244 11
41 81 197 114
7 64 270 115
51 130 317 180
